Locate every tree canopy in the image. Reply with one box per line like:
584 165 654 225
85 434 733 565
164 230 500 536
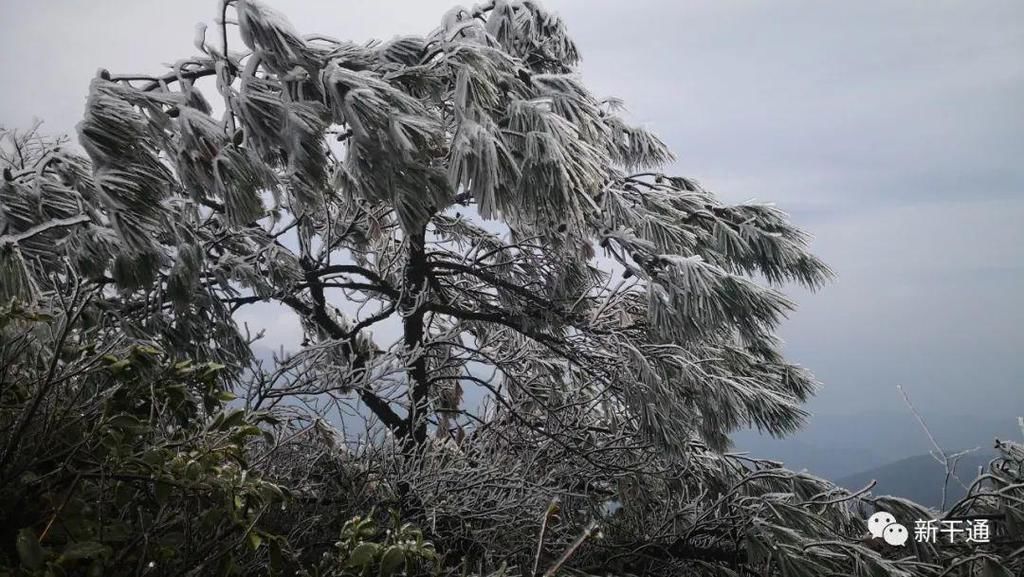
1 2 1022 576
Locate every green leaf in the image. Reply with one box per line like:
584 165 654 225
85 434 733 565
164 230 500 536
113 482 133 508
345 542 379 568
131 345 162 358
141 449 165 466
154 480 172 505
218 409 247 430
254 411 280 426
201 362 227 378
59 541 109 562
235 425 263 439
16 528 44 570
217 553 237 577
106 414 143 429
378 546 405 576
268 539 284 577
246 530 263 551
108 358 131 375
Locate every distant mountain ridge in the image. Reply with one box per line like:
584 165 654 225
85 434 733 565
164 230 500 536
733 411 1019 481
837 449 997 509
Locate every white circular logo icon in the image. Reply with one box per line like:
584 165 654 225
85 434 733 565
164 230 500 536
883 523 909 546
867 512 896 539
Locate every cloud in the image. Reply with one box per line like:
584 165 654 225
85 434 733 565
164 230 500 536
781 196 1024 416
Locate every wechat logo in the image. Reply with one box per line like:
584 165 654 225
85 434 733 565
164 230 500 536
868 512 908 546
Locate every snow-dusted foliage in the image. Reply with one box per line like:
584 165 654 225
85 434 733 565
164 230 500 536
1 2 1020 576
65 0 831 453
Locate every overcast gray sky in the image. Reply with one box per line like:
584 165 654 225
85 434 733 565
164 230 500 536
2 1 1021 426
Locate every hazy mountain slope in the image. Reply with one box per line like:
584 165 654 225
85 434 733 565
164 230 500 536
837 450 997 509
730 436 882 479
734 412 1020 480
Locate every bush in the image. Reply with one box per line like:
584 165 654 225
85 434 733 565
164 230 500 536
0 290 286 576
